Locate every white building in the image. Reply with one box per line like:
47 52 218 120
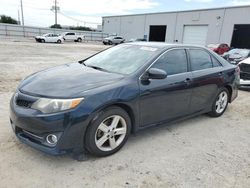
102 5 250 48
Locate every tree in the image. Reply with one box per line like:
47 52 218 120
0 15 18 24
69 26 93 31
50 24 62 29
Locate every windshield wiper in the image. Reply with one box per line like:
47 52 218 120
78 60 86 66
86 65 110 72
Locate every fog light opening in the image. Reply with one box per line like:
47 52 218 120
46 134 58 145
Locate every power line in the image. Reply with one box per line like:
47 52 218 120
58 11 101 25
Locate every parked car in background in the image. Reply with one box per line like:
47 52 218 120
61 32 85 42
35 33 64 43
103 36 125 45
10 43 239 159
222 49 250 64
207 43 230 55
238 57 250 88
128 38 147 42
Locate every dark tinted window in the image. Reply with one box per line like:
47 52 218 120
66 33 75 35
152 49 188 75
211 56 222 67
189 49 213 71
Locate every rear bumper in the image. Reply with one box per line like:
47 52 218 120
9 93 90 156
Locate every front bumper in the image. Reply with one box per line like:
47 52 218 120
239 79 250 88
9 92 91 156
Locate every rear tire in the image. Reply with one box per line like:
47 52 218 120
57 39 62 43
85 106 131 157
208 88 229 117
77 38 82 42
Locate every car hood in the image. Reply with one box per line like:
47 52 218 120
239 57 250 65
223 53 244 60
19 63 124 98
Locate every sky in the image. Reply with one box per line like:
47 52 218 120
0 0 250 28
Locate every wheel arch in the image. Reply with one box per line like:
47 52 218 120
224 84 233 103
87 102 137 134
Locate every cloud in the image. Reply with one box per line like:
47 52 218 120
0 0 159 27
59 0 159 15
184 0 214 2
230 0 250 5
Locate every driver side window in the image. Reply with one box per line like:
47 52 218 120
151 49 188 76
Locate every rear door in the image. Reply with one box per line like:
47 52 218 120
139 48 193 126
188 48 224 113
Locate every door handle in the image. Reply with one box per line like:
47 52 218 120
184 78 191 83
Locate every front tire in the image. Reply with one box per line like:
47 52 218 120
77 38 82 42
85 106 131 157
208 88 229 117
57 39 62 43
41 39 45 43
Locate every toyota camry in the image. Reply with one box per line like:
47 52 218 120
10 42 239 159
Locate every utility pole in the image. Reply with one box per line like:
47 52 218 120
55 0 57 25
51 0 59 26
17 10 21 25
20 0 24 25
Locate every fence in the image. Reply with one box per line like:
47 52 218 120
0 23 109 41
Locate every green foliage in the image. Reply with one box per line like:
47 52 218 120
0 15 18 24
50 24 62 29
69 26 93 31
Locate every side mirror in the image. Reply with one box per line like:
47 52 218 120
142 68 167 80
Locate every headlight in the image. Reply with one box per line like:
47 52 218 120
31 98 84 114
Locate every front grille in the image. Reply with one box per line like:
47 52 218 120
16 99 33 108
240 63 250 73
240 72 250 80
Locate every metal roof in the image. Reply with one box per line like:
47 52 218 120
102 5 250 18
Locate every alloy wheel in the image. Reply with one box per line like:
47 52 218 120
95 115 127 152
215 91 228 114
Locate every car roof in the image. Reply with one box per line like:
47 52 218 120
127 42 207 50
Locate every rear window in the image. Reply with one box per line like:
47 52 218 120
211 56 222 67
189 49 213 71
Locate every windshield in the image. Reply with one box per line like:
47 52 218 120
84 44 159 74
228 49 250 57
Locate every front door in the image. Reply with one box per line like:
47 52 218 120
139 49 192 127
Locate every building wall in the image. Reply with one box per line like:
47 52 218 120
103 6 250 45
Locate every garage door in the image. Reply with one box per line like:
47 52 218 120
183 25 208 46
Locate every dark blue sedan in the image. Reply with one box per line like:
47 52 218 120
10 42 239 159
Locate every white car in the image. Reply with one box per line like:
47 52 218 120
35 33 64 43
61 32 85 42
238 57 250 88
103 36 125 45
